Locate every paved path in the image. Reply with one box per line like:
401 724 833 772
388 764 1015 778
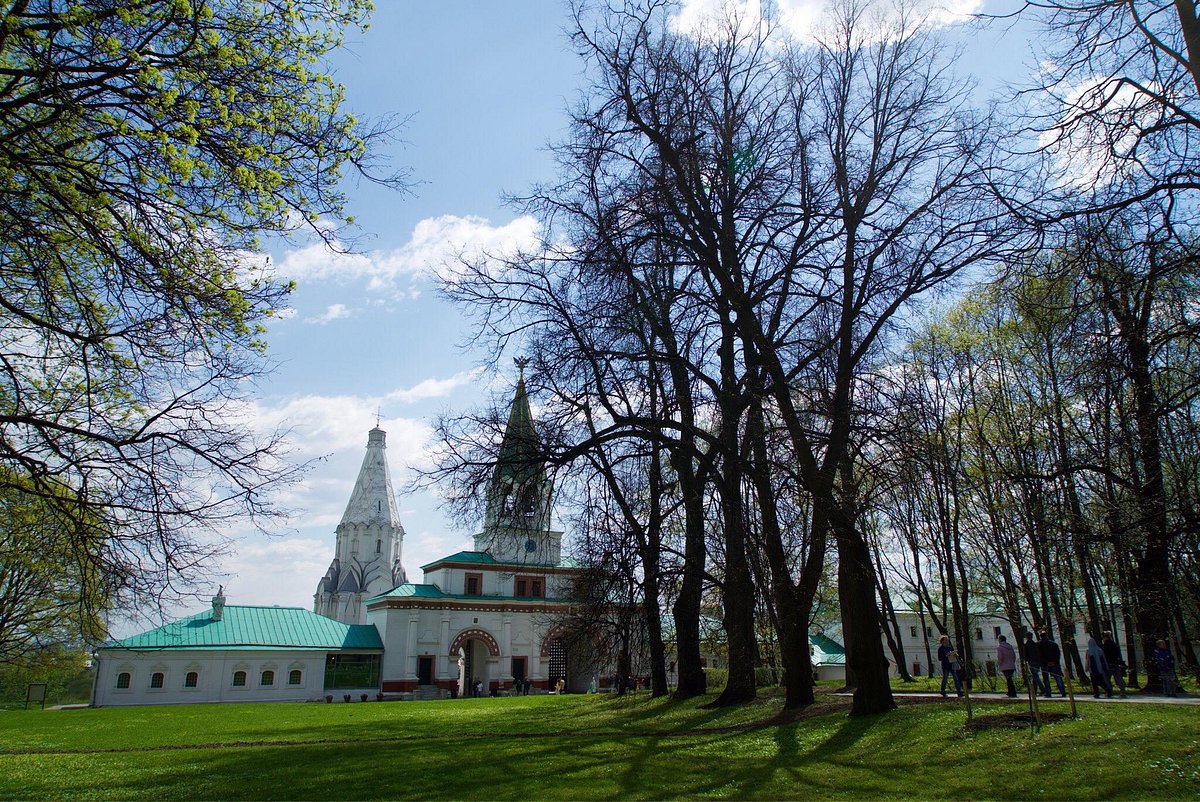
865 691 1200 705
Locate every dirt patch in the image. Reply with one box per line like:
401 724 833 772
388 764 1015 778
967 711 1072 730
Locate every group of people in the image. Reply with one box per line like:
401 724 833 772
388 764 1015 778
938 630 1182 699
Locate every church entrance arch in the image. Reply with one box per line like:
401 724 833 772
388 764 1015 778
450 628 500 696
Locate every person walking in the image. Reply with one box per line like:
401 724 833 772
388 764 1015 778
997 635 1018 698
1086 636 1114 698
1039 632 1067 697
1154 639 1178 697
1023 631 1049 696
937 635 963 697
1101 631 1128 698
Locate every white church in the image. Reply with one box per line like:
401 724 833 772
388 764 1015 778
92 372 604 706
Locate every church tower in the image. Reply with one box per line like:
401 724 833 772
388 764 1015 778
314 426 407 624
475 361 560 565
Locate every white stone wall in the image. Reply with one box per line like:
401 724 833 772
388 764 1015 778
370 602 562 690
92 649 378 706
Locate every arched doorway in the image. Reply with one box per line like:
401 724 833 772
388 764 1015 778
449 628 500 696
547 637 567 692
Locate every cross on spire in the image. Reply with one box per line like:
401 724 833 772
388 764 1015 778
514 356 530 379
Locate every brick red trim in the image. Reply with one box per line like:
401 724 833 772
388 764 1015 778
449 627 500 657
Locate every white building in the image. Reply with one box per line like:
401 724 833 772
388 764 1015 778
92 595 384 706
885 609 1131 679
93 370 605 705
367 369 600 695
313 425 407 625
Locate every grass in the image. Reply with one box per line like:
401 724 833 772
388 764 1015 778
0 691 1195 800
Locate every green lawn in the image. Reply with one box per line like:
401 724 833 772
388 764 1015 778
0 691 1195 800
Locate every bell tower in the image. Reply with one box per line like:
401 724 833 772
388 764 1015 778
476 360 559 564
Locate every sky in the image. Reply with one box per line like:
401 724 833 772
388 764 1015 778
141 0 1039 628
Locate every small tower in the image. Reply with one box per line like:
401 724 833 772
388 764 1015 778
314 426 407 624
476 360 560 564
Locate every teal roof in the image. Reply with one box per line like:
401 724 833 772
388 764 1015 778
810 633 846 666
371 583 449 599
368 583 572 605
101 606 383 652
421 550 579 571
422 550 499 569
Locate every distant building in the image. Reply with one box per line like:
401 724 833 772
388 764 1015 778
367 368 601 695
92 600 383 706
885 609 1130 679
313 426 407 625
93 368 605 705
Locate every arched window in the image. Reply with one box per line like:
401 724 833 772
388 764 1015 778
184 671 199 688
150 672 165 689
288 669 302 685
376 539 381 554
116 672 131 689
232 670 247 687
260 670 275 686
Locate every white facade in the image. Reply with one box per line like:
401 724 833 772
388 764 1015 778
885 610 1131 678
93 649 331 706
365 372 605 696
367 555 594 695
314 426 407 625
92 601 385 707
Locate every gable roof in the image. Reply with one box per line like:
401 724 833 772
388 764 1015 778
420 549 579 571
101 606 383 652
810 633 846 666
366 582 574 605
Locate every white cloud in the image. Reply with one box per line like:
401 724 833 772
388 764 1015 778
274 214 541 293
670 0 981 45
386 369 484 404
1039 76 1162 191
217 537 330 608
305 303 352 325
669 0 764 38
255 394 436 468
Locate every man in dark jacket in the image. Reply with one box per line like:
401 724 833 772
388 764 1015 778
1039 632 1067 696
1023 631 1049 695
1101 631 1128 698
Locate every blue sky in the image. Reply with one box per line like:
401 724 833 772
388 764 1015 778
172 0 1038 624
200 3 584 616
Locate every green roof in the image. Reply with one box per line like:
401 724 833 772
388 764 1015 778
421 550 578 571
810 633 846 665
421 550 499 569
367 583 573 605
371 583 449 600
101 606 383 652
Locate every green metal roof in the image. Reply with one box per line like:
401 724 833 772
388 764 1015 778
810 633 846 666
101 606 383 652
371 583 449 600
420 550 579 571
421 550 499 569
367 583 573 605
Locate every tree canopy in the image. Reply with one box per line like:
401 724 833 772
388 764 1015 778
0 0 403 630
